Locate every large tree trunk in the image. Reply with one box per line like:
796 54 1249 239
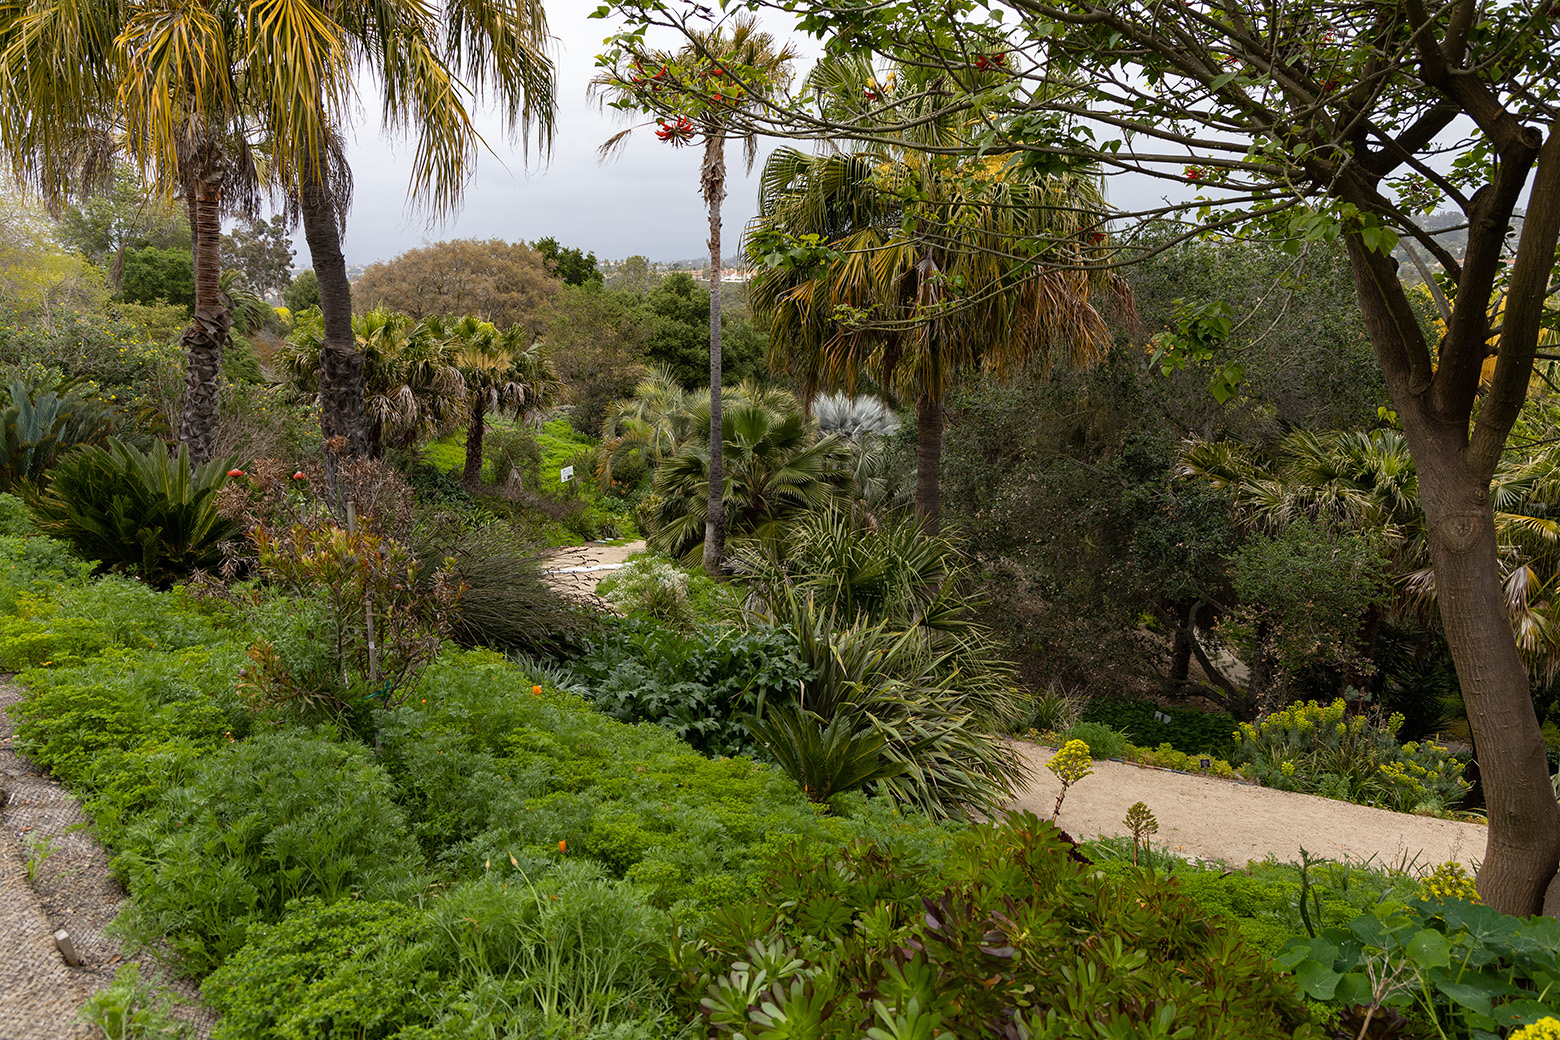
463 395 487 490
1345 228 1560 915
914 391 942 534
176 187 230 464
298 176 368 459
1414 426 1559 914
700 133 728 578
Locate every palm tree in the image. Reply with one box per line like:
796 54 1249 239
593 13 799 576
0 0 555 466
423 316 561 489
748 56 1134 534
0 0 278 463
647 400 853 562
278 307 465 456
292 0 555 460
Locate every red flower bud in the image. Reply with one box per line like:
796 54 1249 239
227 468 245 477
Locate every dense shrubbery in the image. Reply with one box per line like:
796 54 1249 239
1232 698 1470 813
668 814 1319 1039
25 439 238 586
1080 697 1237 757
562 617 810 757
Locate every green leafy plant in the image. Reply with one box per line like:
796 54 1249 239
746 703 905 805
114 729 425 975
1276 896 1560 1037
757 592 1027 819
596 555 694 624
670 813 1319 1039
1026 682 1085 734
1080 697 1236 757
23 831 54 881
81 964 191 1040
25 438 238 586
202 898 430 1040
565 617 810 758
1059 720 1130 760
0 374 114 492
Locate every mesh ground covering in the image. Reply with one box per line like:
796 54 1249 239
0 680 216 1039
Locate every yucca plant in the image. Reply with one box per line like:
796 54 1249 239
0 375 115 493
748 589 1028 819
25 439 239 586
746 703 904 805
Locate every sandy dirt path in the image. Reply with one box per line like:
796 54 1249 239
542 539 645 598
1007 741 1488 870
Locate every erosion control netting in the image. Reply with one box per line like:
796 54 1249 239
0 681 217 1040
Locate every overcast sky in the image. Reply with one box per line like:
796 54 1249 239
327 6 1204 270
332 6 798 268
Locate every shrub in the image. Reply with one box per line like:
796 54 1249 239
375 649 961 903
1059 720 1131 760
1231 698 1469 813
1025 682 1085 733
248 522 461 722
417 518 597 657
25 439 239 586
1091 852 1422 957
1278 896 1560 1037
114 729 425 975
0 374 115 492
752 595 1027 820
420 863 670 1033
1080 696 1236 756
202 898 430 1040
567 617 809 758
672 813 1319 1039
596 555 691 624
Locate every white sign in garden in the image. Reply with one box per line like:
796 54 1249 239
560 465 574 483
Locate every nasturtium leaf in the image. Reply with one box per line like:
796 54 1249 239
1290 958 1341 1000
1407 928 1452 968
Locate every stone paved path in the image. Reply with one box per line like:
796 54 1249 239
0 681 214 1039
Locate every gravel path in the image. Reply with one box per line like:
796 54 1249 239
0 681 215 1039
1007 740 1488 870
542 539 646 598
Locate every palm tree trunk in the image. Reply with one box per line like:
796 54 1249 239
176 186 230 464
700 133 728 577
298 175 368 459
914 391 942 534
463 395 486 489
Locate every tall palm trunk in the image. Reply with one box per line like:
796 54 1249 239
463 395 487 489
914 391 942 534
176 185 231 464
298 173 368 460
700 132 728 577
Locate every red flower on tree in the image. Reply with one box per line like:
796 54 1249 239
655 116 696 144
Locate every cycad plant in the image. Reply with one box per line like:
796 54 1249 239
0 376 115 492
25 439 238 586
